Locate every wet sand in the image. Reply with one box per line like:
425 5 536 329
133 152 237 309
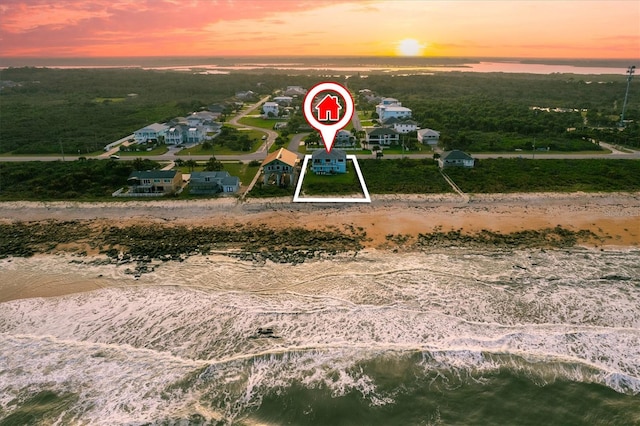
1 192 638 247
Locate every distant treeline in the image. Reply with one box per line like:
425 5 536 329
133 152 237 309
0 68 322 154
351 73 639 150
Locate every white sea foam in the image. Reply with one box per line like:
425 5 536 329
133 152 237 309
0 249 638 423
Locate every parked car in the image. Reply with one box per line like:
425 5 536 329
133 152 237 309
110 154 120 159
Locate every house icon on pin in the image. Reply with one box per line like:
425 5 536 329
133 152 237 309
315 94 342 121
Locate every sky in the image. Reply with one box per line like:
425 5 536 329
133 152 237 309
0 0 638 59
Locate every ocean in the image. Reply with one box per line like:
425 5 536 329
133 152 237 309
0 248 639 425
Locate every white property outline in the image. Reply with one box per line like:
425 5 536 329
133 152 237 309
303 82 354 153
293 154 371 203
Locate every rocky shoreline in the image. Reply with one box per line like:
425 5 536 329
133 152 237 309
0 220 610 276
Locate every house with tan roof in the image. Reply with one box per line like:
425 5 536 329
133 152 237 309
261 147 299 186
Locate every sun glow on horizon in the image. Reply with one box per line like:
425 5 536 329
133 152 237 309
397 39 425 56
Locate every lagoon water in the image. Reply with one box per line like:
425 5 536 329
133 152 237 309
0 56 634 76
1 248 639 424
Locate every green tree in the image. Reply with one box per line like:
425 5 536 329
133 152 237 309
204 156 223 171
185 159 198 172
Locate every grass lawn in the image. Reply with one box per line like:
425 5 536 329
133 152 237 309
222 162 260 186
301 161 364 195
238 116 286 129
119 146 169 156
359 158 453 194
445 158 640 193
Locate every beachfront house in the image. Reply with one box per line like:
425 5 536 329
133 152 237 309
261 147 299 186
189 171 240 194
311 149 347 174
126 170 183 195
438 150 475 168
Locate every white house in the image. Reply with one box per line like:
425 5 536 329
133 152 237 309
418 128 440 145
365 127 400 146
393 120 418 134
377 105 412 121
311 149 347 174
134 123 169 143
438 150 474 168
262 102 280 117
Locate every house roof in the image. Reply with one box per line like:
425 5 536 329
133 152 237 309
418 128 440 137
221 176 240 186
382 117 401 125
395 120 417 126
312 148 346 160
190 171 230 180
137 123 168 133
382 106 412 113
262 148 298 168
263 102 279 107
367 127 399 136
128 170 177 180
443 150 473 161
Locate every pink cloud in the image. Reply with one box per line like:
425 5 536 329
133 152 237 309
0 0 348 56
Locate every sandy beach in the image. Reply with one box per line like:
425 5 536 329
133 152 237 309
1 192 638 248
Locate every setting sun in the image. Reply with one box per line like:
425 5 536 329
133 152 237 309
397 39 424 56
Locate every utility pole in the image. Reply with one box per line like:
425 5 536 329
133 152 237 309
59 139 65 161
620 65 636 128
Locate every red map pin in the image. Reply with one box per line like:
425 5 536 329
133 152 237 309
303 82 354 153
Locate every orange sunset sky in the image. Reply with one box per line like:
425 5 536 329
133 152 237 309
0 0 638 58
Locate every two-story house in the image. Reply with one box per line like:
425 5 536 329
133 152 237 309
311 149 347 174
134 123 169 143
262 102 280 117
365 127 400 146
261 147 299 186
126 170 183 194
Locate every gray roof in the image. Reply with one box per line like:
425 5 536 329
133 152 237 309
221 176 240 186
128 170 177 180
367 127 398 136
312 148 347 160
443 150 473 161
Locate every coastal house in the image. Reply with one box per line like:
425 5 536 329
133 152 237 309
311 149 347 174
365 127 400 146
235 90 256 100
438 150 475 168
382 117 418 134
189 171 240 194
134 123 169 143
418 128 440 145
261 147 299 186
335 129 356 147
262 102 279 117
284 86 307 97
273 96 293 105
375 98 412 121
377 105 412 121
126 170 183 195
